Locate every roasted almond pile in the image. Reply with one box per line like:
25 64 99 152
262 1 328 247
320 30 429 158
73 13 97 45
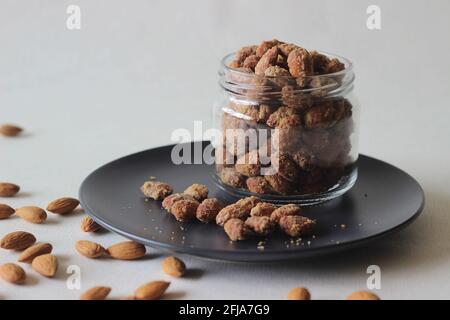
140 180 316 242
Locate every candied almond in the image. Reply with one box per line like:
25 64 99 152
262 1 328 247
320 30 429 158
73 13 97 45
255 46 279 75
245 216 275 236
162 193 198 212
264 174 295 195
219 168 246 188
224 218 251 241
287 48 314 78
170 199 199 222
250 202 277 217
140 181 173 200
196 198 223 223
270 204 301 223
243 54 260 71
246 176 273 194
256 39 280 57
235 45 257 63
279 215 316 237
183 183 208 202
235 150 261 177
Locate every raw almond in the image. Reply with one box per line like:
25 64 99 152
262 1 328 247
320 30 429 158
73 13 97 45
76 240 105 259
18 242 53 264
80 286 111 300
287 287 311 300
31 253 58 277
16 206 47 224
0 182 20 197
162 256 186 277
0 263 26 284
81 216 102 232
106 241 146 260
0 203 15 219
346 291 380 300
47 197 79 214
135 281 170 300
0 231 36 250
0 124 23 137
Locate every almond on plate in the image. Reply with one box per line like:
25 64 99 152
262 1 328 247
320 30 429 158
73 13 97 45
80 286 111 300
0 263 26 284
0 231 36 250
76 240 105 259
0 203 15 219
16 206 47 224
134 281 170 300
47 197 79 214
0 182 20 197
106 241 146 260
18 243 53 264
31 253 58 277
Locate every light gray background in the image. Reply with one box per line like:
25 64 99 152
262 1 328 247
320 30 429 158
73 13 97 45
1 0 449 299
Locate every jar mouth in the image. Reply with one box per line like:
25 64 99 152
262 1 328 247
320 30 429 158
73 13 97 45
219 50 354 103
220 50 353 80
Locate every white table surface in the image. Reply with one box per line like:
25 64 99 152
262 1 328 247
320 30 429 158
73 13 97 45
1 0 449 300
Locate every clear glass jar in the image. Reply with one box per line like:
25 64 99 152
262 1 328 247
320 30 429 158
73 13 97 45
212 51 359 205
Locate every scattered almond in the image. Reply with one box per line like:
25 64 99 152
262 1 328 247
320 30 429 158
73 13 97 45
106 241 146 260
80 286 111 300
31 253 58 277
0 182 20 197
0 124 23 137
0 231 36 250
135 281 170 300
76 240 105 259
16 206 47 224
81 216 102 232
0 263 26 284
162 256 186 277
0 203 15 219
346 291 380 300
47 197 79 214
287 287 311 300
18 242 53 264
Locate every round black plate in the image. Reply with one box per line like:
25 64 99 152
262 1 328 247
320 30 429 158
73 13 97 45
79 142 424 262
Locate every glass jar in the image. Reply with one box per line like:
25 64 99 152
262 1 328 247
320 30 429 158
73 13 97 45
212 51 359 205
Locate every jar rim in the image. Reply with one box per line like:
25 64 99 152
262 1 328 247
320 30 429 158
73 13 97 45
220 50 353 79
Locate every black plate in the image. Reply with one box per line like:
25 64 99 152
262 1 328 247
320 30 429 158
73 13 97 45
79 142 424 262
